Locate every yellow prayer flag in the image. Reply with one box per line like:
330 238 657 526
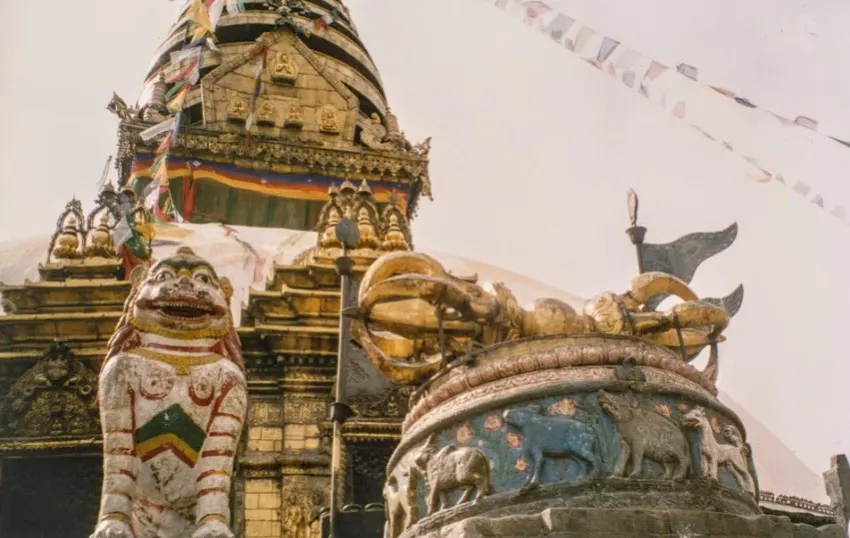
136 223 157 241
191 26 209 43
167 86 191 113
190 0 213 32
154 158 170 186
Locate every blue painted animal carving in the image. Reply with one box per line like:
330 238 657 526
501 405 602 489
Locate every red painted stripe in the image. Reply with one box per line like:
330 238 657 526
208 431 237 439
196 470 230 482
137 498 166 512
212 412 243 423
106 490 134 502
107 448 136 456
206 376 239 430
106 470 138 481
198 487 229 498
200 450 234 458
140 443 198 468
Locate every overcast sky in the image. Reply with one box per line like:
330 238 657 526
2 0 850 474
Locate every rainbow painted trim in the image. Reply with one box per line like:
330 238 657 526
130 155 411 208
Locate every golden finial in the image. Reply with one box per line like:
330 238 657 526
85 213 116 258
339 178 355 194
52 217 82 261
328 184 339 197
358 179 372 196
381 210 410 252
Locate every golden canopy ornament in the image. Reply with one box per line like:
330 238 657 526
350 252 729 385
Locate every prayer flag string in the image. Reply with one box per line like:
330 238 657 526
490 0 850 228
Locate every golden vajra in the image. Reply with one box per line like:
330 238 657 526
351 252 729 385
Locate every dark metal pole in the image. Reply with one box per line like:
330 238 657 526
328 217 359 538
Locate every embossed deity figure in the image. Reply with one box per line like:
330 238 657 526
91 247 247 538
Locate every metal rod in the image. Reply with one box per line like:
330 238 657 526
626 225 647 274
328 243 357 538
672 310 689 362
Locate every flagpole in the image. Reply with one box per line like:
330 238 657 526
625 189 647 274
328 217 359 538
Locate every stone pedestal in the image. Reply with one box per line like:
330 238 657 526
384 335 843 538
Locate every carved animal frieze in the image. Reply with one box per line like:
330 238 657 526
384 464 421 538
683 406 755 494
413 436 492 516
0 343 99 437
91 248 247 538
597 390 690 481
501 404 601 489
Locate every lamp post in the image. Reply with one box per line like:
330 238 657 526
328 217 359 538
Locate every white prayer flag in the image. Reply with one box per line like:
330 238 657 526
140 117 177 142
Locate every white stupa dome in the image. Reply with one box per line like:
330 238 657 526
0 222 826 502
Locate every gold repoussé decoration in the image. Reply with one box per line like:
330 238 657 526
352 252 729 385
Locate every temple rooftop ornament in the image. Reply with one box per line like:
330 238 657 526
109 0 432 230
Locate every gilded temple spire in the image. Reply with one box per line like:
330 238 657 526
107 0 432 227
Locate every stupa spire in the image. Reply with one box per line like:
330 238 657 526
108 0 432 230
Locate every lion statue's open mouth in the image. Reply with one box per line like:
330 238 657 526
126 248 235 340
142 297 226 321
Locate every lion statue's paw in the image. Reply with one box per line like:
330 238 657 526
90 519 134 538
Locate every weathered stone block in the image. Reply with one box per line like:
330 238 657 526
630 511 671 534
